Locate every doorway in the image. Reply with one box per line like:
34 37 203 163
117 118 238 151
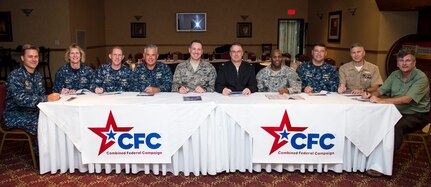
277 19 304 58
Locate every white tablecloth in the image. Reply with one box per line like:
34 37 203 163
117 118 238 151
38 92 401 175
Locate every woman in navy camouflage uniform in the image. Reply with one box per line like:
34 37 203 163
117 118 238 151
53 43 94 94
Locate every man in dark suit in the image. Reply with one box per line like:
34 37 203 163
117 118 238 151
215 42 257 95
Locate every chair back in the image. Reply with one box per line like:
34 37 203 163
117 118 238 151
134 53 143 63
325 58 336 66
423 124 430 134
0 82 6 120
0 81 38 169
426 97 431 134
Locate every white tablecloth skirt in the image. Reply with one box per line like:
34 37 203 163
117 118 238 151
39 108 394 175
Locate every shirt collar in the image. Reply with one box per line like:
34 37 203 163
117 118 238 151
394 68 418 82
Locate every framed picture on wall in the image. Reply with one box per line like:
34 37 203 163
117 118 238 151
327 11 342 43
237 22 252 38
261 43 272 54
131 22 146 38
0 12 13 42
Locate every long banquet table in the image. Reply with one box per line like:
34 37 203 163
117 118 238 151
38 92 401 175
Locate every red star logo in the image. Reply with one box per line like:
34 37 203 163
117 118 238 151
88 111 133 155
261 110 307 155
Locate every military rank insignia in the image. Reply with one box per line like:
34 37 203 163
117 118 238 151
25 80 31 90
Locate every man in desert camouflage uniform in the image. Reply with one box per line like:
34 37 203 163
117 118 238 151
53 43 94 94
256 49 301 94
93 46 133 93
131 44 172 93
4 44 60 135
172 40 216 93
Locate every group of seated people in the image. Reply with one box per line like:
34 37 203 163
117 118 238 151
3 40 429 177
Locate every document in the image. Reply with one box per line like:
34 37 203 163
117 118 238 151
307 90 329 96
288 95 305 100
65 89 90 95
66 97 77 102
307 93 327 96
75 89 91 95
229 91 243 97
137 92 155 96
231 91 243 95
265 94 305 100
183 96 202 101
352 98 370 102
99 92 121 95
343 93 362 97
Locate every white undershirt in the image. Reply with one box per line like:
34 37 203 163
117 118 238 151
355 66 363 72
190 61 199 72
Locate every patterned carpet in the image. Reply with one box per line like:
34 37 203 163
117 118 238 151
0 140 430 187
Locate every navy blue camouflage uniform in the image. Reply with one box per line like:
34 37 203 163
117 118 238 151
91 64 133 92
4 66 47 135
53 63 94 93
296 61 339 92
131 62 172 92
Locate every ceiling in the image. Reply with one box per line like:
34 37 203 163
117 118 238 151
375 0 431 11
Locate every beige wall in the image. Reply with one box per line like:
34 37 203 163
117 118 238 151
69 0 106 69
0 0 308 77
0 0 106 80
0 0 70 48
307 0 418 79
0 0 421 81
0 0 70 75
104 0 308 58
376 11 418 76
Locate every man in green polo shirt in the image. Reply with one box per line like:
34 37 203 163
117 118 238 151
362 49 429 177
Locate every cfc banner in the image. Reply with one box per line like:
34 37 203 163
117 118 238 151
80 103 215 164
219 104 345 163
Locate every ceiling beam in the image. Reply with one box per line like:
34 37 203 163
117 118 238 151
375 0 431 11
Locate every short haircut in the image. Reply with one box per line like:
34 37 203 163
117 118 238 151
110 46 123 54
271 49 282 57
144 44 158 53
397 49 416 61
230 42 243 51
64 43 86 63
313 43 326 50
190 40 203 48
350 43 365 51
21 44 39 56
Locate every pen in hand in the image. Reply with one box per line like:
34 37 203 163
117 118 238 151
362 87 370 99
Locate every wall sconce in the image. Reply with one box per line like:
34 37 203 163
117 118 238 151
240 15 249 21
348 8 357 16
21 8 33 16
317 13 323 20
134 16 142 21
